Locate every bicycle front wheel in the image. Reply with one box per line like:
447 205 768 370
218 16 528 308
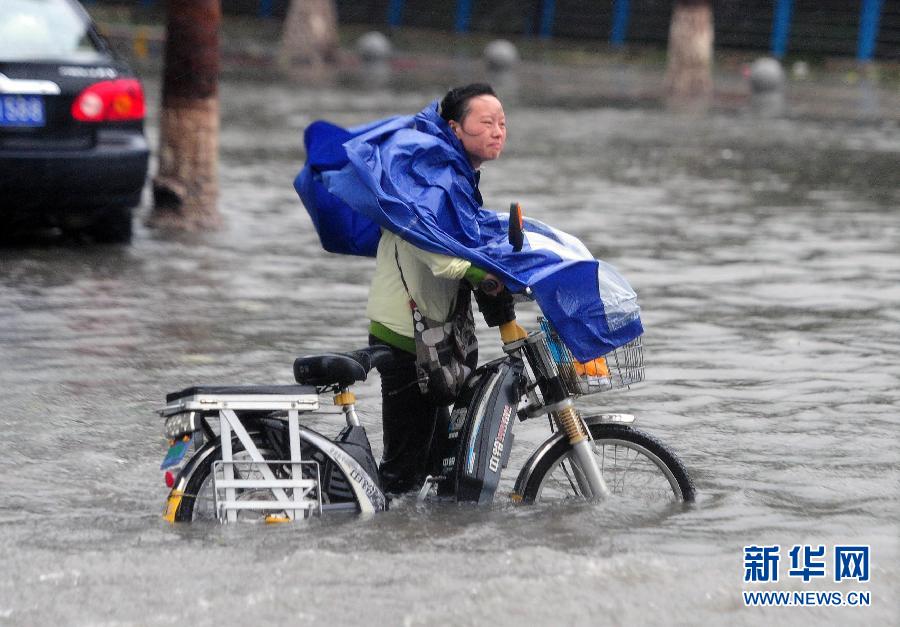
520 424 695 504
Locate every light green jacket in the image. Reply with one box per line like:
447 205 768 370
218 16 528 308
367 229 486 353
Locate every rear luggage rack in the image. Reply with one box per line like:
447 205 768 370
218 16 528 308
160 386 323 523
213 459 322 522
160 385 319 416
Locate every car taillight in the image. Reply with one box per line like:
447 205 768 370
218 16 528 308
71 79 146 122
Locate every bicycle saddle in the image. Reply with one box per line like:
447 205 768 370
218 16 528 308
293 345 393 387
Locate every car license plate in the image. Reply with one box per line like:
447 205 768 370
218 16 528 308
0 95 45 127
161 436 193 470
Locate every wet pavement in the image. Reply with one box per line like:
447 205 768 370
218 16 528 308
1 70 898 625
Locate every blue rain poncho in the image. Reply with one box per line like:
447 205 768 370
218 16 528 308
294 101 642 361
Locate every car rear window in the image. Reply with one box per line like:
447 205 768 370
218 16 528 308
0 0 104 62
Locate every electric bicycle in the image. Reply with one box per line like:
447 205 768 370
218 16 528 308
159 317 694 523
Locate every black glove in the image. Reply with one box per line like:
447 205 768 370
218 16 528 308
474 288 516 327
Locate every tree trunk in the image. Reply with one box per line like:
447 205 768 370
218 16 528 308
148 0 222 231
278 0 340 72
665 0 714 108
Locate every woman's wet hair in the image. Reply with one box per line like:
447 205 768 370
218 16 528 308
440 83 498 123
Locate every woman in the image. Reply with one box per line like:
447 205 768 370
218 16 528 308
366 83 512 494
297 82 641 493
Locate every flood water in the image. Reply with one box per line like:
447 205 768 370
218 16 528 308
1 72 898 625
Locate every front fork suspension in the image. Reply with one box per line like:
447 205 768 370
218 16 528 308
553 400 611 499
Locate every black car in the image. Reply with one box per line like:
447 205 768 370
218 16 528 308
0 0 149 243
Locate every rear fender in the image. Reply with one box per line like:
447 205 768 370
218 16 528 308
296 428 386 513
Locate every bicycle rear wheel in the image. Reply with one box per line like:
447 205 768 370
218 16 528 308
520 424 695 504
180 442 300 522
175 435 360 522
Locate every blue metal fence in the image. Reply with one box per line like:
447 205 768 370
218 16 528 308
858 0 885 61
610 0 631 48
89 1 895 61
455 0 473 33
539 0 556 39
387 0 404 29
770 0 793 59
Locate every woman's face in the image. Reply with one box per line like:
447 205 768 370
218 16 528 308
450 95 506 169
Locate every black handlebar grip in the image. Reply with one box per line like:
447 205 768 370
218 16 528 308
474 287 516 327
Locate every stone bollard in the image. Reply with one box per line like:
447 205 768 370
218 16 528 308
356 31 392 63
484 39 520 96
356 32 392 87
791 61 810 81
749 57 786 93
748 57 785 116
484 39 519 72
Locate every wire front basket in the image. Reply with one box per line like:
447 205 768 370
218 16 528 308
538 317 644 396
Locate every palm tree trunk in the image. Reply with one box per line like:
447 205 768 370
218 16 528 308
148 0 222 231
278 0 340 72
665 0 714 107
